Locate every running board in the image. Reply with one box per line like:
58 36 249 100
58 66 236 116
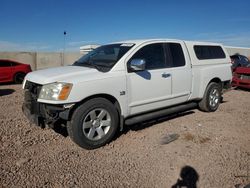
125 102 197 125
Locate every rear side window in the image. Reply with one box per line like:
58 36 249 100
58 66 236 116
11 62 18 66
194 45 226 60
165 43 185 67
130 43 166 70
0 61 12 67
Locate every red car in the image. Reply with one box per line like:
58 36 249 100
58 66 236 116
232 67 250 89
0 59 32 84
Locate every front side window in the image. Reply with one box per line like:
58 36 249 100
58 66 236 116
129 43 165 70
73 43 134 72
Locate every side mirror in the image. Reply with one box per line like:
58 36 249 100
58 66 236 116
130 59 146 71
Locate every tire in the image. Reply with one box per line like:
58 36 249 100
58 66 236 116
198 82 222 112
67 98 119 149
14 72 25 84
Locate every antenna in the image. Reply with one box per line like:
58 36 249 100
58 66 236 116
63 31 67 66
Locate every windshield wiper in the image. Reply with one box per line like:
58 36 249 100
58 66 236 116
73 56 108 72
94 61 114 68
89 61 102 71
80 60 102 71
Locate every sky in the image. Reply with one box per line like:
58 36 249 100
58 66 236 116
0 0 250 52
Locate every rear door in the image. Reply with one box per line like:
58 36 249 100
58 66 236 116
0 61 13 82
164 42 192 104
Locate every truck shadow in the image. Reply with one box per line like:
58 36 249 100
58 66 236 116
136 70 151 80
171 165 199 188
123 110 195 132
52 121 68 137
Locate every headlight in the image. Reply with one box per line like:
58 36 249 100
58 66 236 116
39 82 73 101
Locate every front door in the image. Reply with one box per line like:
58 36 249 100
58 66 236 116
126 43 172 115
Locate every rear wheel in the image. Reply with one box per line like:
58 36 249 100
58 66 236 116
14 72 25 84
198 82 222 112
67 98 119 149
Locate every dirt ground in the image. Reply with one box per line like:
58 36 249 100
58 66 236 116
0 84 249 188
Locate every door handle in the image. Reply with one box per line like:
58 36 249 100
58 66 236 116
162 73 171 78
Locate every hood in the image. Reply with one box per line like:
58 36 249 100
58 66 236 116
25 66 101 85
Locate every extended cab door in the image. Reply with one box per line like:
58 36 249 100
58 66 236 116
164 42 192 104
126 43 173 115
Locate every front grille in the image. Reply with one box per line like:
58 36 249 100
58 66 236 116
24 81 42 114
24 81 42 100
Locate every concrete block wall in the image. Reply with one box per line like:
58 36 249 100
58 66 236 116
225 46 250 59
0 52 82 71
36 52 62 70
64 53 83 66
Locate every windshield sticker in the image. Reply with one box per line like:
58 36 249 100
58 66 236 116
120 43 134 47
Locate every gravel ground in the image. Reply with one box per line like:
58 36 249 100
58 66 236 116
0 84 249 188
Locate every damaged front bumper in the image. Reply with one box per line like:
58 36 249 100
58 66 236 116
22 101 74 128
22 87 74 128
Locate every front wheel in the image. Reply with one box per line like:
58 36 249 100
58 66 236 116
198 82 222 112
67 98 119 149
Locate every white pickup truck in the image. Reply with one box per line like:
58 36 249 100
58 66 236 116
22 39 232 149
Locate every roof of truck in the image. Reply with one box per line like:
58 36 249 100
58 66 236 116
113 39 223 46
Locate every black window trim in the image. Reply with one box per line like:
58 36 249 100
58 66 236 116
163 43 172 68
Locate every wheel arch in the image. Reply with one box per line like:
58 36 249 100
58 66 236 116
208 77 223 89
200 77 222 98
69 93 123 128
13 71 26 76
209 77 222 85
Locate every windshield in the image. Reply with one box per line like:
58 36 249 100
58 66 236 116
73 43 134 72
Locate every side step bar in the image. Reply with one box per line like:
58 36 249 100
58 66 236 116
125 102 197 125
